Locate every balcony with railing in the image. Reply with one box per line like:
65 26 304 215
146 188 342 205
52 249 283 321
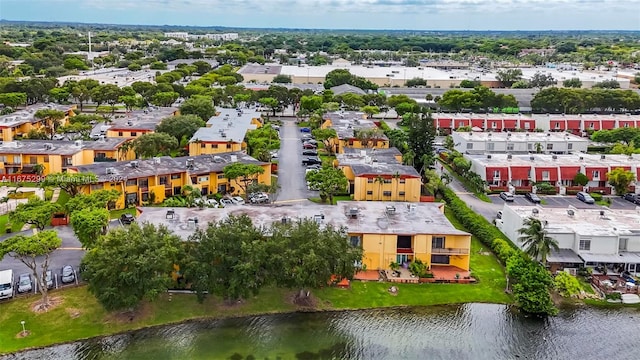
431 247 469 255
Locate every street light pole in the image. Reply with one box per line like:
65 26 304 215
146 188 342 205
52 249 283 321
20 320 26 335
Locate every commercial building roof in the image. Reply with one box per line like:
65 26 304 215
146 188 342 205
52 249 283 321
0 139 127 155
191 108 260 143
72 151 264 182
0 104 75 127
467 153 640 168
507 206 640 237
239 64 282 75
136 201 470 240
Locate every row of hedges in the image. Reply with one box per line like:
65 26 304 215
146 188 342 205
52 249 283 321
443 188 557 315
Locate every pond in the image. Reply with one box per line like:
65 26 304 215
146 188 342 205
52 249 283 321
5 304 639 360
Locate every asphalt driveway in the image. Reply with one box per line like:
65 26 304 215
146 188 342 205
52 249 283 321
274 119 318 202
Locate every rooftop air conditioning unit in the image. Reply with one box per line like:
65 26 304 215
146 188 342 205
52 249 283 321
580 156 584 161
532 208 539 215
186 158 194 168
601 155 606 160
487 155 492 159
130 161 139 168
348 208 359 218
552 155 558 160
567 209 575 216
44 143 53 150
106 167 116 175
221 132 227 138
213 156 223 162
600 210 605 216
74 140 83 147
386 206 396 215
507 154 512 160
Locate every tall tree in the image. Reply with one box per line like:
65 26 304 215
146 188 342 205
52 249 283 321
34 109 66 140
179 95 215 121
271 219 362 303
529 72 556 90
607 168 636 195
223 163 265 199
70 208 110 249
496 69 523 88
132 132 179 158
406 112 436 171
10 197 62 231
186 215 268 303
311 128 338 155
0 230 62 310
305 166 348 204
155 114 205 143
41 173 98 197
82 223 182 311
517 217 559 266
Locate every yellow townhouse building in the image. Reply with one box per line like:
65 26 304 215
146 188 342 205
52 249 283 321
321 111 389 154
137 201 472 272
105 106 179 138
188 108 262 156
69 152 271 209
0 104 77 142
0 138 135 178
337 147 422 202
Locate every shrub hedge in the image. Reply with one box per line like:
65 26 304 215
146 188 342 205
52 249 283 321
443 188 557 315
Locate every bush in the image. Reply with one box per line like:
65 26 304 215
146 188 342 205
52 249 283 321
605 292 622 300
589 192 603 201
554 272 581 297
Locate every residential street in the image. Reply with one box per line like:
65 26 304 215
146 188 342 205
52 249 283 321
436 164 502 221
274 119 317 202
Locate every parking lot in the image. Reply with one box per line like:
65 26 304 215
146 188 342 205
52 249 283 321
490 194 638 210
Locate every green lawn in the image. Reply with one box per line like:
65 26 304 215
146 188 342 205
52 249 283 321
309 195 352 205
109 208 137 220
0 286 298 355
0 213 25 233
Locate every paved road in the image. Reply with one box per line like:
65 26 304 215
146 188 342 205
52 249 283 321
275 119 318 202
436 164 502 221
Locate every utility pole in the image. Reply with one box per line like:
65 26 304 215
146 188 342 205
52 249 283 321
88 31 94 71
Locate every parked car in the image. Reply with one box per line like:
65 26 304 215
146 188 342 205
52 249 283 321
195 197 219 208
301 134 314 141
576 191 595 204
499 192 515 202
302 143 317 149
303 139 318 146
525 193 541 203
45 270 54 289
623 193 637 203
250 193 269 204
231 196 245 205
300 127 311 133
306 164 322 170
220 198 234 206
302 157 322 165
61 265 75 284
302 150 318 156
496 210 503 219
120 213 135 225
17 274 32 293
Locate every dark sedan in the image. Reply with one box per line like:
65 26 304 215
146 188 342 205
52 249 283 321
624 193 637 203
525 193 541 203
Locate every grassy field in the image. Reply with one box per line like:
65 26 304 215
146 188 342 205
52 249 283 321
109 208 137 220
0 213 25 233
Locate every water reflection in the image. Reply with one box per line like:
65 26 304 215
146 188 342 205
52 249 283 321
4 304 640 360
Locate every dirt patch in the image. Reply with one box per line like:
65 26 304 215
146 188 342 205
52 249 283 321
287 291 319 308
105 302 152 324
15 330 31 338
66 307 82 319
30 296 64 314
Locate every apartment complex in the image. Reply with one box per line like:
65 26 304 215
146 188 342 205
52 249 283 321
138 201 472 272
451 131 589 155
433 113 640 134
0 104 77 142
0 139 134 177
337 148 422 202
467 153 640 194
322 111 389 154
69 152 271 209
189 108 262 156
104 107 179 138
497 206 640 274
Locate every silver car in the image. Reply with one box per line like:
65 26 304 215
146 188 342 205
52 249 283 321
61 265 75 284
17 274 32 293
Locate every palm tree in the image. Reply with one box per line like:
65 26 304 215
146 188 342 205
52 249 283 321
374 175 385 200
517 217 559 266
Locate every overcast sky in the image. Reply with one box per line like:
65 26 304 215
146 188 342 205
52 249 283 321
2 0 640 30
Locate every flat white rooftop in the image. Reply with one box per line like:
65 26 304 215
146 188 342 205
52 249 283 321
468 153 640 168
508 206 640 237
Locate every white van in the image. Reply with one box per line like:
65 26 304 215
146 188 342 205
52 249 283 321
0 269 14 300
